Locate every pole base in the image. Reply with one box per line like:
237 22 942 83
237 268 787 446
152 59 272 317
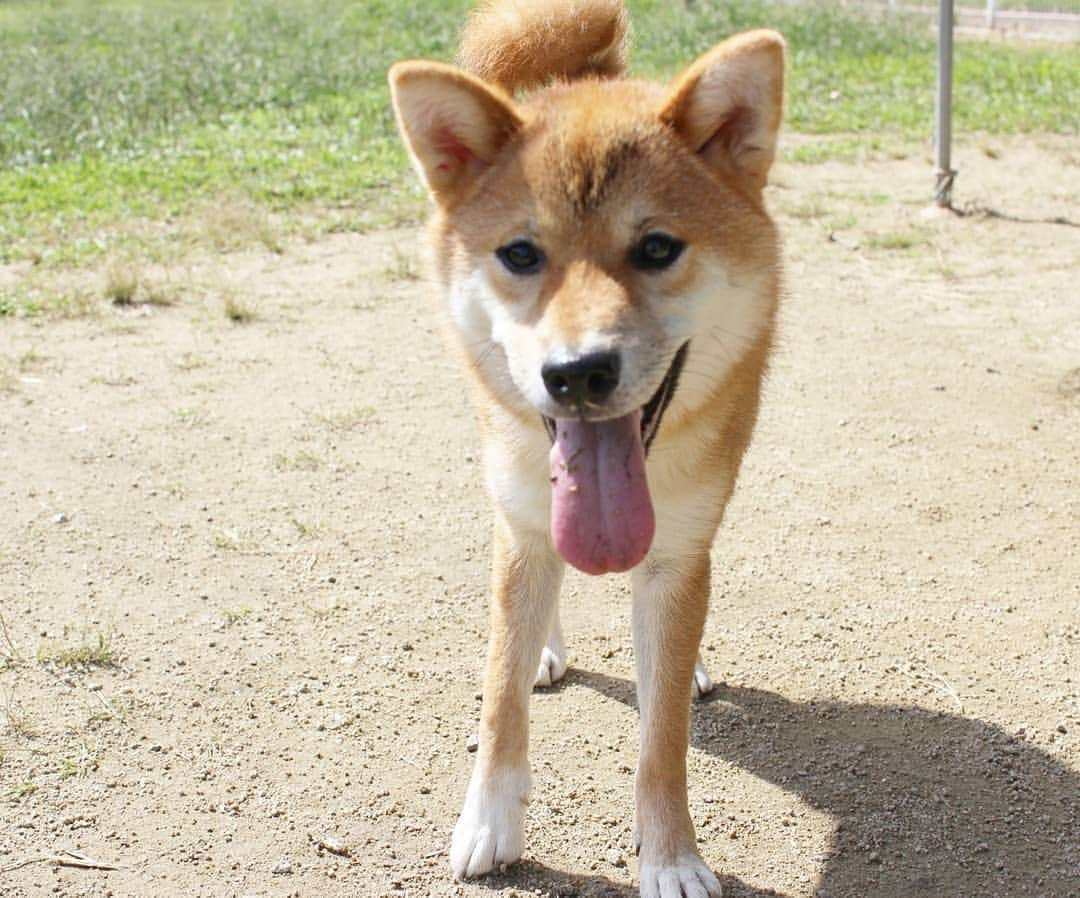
933 167 957 208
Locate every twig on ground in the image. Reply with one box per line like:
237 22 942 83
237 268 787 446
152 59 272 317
0 850 121 874
951 202 1078 228
895 660 964 713
0 613 22 666
53 849 122 870
0 856 47 874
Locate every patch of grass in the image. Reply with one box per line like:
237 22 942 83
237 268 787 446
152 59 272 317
173 404 208 426
9 781 37 800
0 0 443 268
213 531 244 551
17 350 51 373
315 405 376 431
145 281 180 306
273 449 323 471
826 212 860 231
632 1 1080 135
102 257 179 308
784 138 865 165
37 629 118 669
290 517 324 539
223 292 256 323
2 693 35 739
91 372 138 387
104 260 140 305
86 703 116 727
783 135 912 166
198 200 285 255
305 600 348 620
220 606 253 625
383 244 421 281
0 285 97 319
0 614 22 669
783 196 832 221
0 0 1074 275
866 227 933 251
175 353 208 372
212 533 238 550
863 193 894 207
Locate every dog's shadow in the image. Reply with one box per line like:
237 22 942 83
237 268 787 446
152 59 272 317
481 670 1079 898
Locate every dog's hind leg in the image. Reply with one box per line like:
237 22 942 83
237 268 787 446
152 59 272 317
451 520 564 880
631 552 722 898
535 610 567 688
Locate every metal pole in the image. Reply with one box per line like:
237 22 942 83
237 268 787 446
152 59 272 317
986 0 996 30
934 0 956 208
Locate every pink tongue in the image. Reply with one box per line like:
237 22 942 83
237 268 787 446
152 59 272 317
549 411 655 575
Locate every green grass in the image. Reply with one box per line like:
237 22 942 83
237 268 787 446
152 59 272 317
0 0 1077 284
220 606 253 625
36 630 117 669
866 227 933 250
995 1 1080 10
223 292 256 323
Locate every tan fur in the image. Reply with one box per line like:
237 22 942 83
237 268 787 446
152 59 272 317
458 0 628 93
390 1 784 892
476 519 560 772
632 553 712 860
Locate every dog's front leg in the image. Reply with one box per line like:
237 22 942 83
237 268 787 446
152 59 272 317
632 553 722 898
451 517 563 879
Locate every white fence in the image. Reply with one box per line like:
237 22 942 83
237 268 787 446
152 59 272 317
884 1 1080 38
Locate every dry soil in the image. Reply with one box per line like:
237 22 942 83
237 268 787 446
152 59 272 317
1 135 1078 898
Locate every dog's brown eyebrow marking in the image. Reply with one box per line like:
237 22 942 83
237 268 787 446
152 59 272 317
563 136 642 213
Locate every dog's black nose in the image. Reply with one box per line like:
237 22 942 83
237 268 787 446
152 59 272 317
542 352 621 408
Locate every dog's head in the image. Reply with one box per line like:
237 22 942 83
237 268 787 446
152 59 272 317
390 32 783 437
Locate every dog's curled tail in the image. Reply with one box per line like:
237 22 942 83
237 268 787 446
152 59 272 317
458 0 628 94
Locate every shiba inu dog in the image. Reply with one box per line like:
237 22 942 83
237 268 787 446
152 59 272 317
389 1 784 894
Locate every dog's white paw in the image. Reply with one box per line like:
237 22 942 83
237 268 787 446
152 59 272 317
534 623 567 688
639 856 722 898
535 643 567 688
450 771 528 879
691 656 714 701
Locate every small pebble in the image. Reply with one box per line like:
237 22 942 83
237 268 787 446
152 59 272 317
605 848 625 868
317 835 350 857
272 858 293 875
52 513 68 524
466 734 479 753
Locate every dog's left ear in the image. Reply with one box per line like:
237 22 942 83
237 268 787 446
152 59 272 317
659 30 785 192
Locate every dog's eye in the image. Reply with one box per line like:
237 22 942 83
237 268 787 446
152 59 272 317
496 240 545 275
632 232 685 271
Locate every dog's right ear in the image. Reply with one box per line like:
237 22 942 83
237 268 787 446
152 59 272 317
389 61 522 206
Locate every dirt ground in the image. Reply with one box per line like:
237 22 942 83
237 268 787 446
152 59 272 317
1 135 1078 898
